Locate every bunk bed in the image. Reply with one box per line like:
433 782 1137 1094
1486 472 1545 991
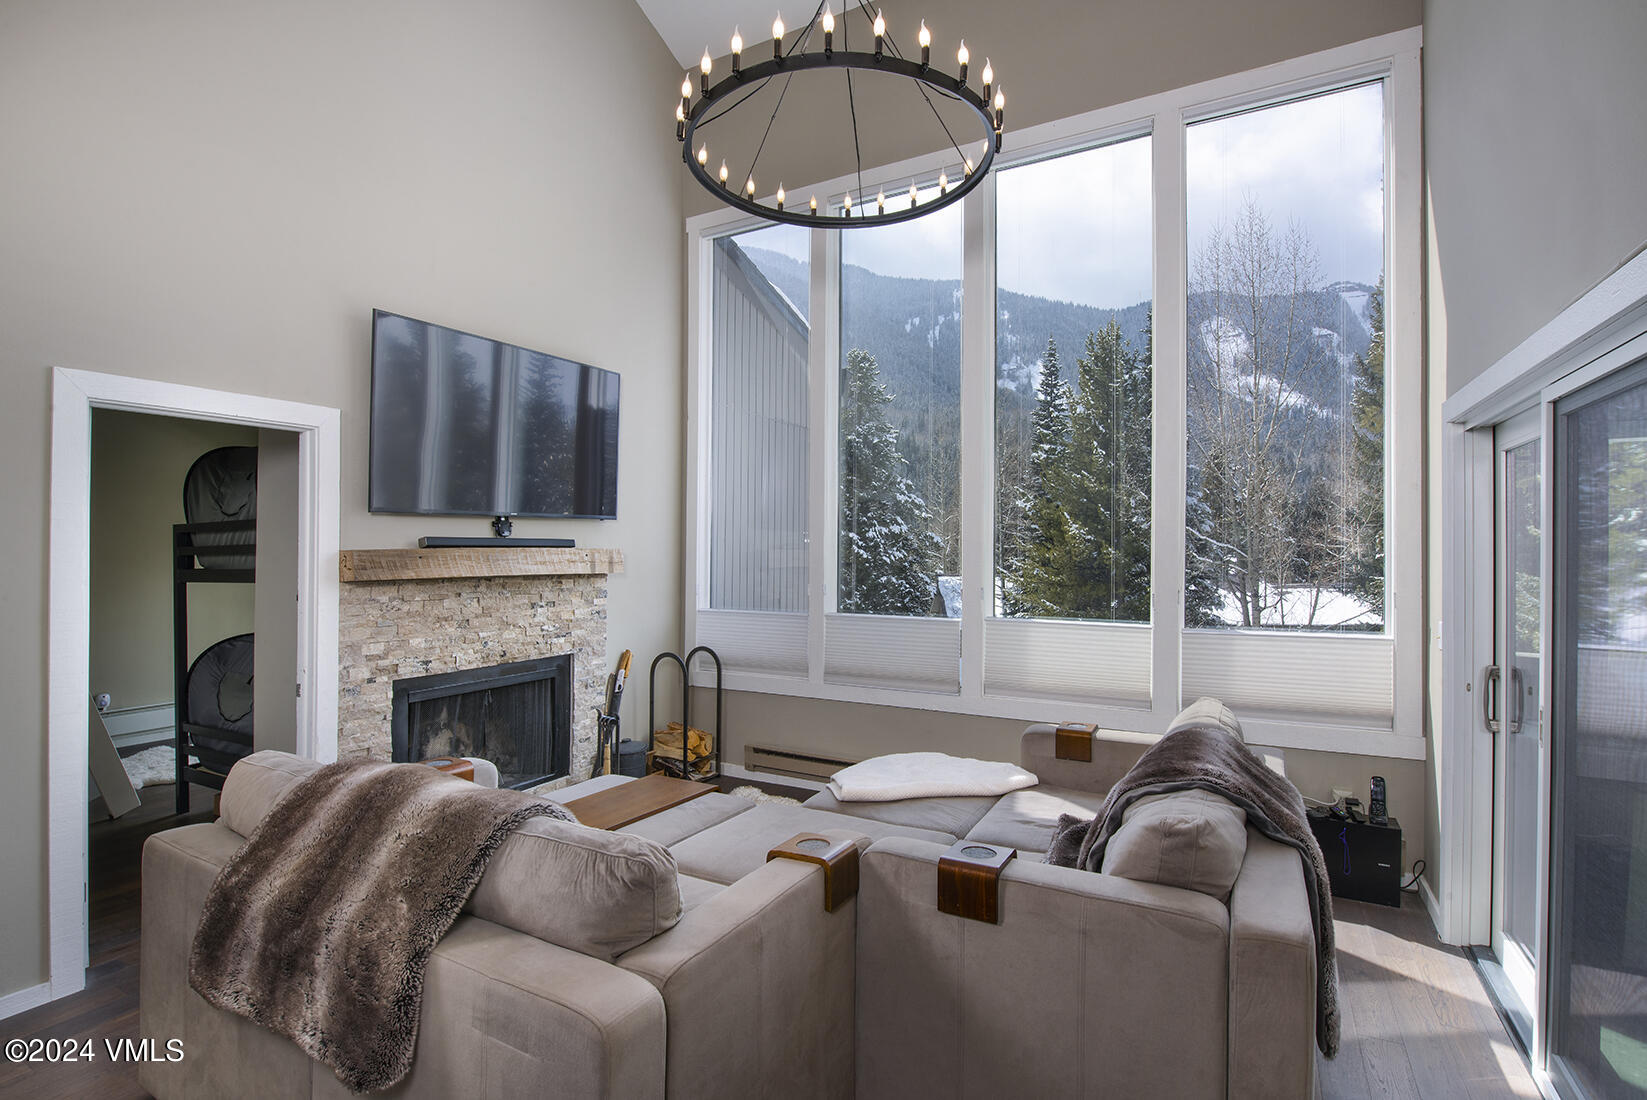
173 446 257 813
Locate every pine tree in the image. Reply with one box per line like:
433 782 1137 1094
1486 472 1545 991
1014 323 1152 621
838 348 940 615
1347 282 1386 619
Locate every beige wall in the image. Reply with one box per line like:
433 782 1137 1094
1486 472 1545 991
1420 0 1647 901
89 411 259 713
685 0 1426 868
684 0 1422 216
1 0 682 999
1425 0 1647 393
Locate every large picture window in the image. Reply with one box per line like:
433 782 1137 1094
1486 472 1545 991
708 224 811 612
839 189 963 618
994 137 1154 622
686 31 1422 751
1184 83 1387 632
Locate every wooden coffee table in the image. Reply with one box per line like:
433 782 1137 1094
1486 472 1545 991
561 772 717 830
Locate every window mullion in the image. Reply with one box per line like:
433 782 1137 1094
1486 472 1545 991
1151 109 1188 722
807 225 841 685
959 171 996 703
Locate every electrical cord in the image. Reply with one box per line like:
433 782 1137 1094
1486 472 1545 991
1401 859 1426 893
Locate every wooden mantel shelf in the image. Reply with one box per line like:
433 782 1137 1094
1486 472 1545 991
339 547 624 583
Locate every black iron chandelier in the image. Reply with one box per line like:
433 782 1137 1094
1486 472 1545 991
676 1 1004 228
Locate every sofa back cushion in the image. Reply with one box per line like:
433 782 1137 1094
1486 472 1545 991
465 816 682 960
219 752 681 960
219 750 323 838
1103 789 1248 901
1164 697 1245 741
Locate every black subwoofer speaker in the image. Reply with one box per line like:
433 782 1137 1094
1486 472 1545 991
1307 809 1403 907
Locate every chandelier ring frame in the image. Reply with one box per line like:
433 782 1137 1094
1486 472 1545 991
681 50 999 229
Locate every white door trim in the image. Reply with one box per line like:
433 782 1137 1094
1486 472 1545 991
1436 247 1647 947
46 367 340 1005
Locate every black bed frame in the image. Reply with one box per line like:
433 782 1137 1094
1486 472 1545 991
173 520 256 813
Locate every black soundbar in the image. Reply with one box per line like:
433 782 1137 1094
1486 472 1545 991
417 537 576 549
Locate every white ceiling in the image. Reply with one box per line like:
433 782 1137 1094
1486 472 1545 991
637 0 810 69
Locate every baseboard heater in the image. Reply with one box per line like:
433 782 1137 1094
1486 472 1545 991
743 743 859 782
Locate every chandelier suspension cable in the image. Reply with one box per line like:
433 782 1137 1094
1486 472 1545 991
746 71 797 185
850 0 967 170
842 15 866 206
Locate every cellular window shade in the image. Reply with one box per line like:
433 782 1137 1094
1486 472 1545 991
983 618 1151 705
824 614 961 693
695 610 807 676
1181 630 1394 726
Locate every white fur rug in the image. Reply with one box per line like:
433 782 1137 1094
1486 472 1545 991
122 743 176 789
730 785 801 806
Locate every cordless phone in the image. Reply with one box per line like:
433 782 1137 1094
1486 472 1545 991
1368 776 1388 826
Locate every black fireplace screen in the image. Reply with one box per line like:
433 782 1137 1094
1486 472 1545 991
390 655 571 789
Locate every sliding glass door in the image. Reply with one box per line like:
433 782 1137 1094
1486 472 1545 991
1549 361 1647 1099
1488 410 1545 1045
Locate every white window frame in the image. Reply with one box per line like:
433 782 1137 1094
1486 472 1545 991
685 27 1424 758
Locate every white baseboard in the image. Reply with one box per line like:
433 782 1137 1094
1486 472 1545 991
99 702 175 749
0 981 51 1021
718 761 826 793
1419 872 1443 936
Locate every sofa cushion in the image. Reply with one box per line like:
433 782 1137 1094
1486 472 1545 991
219 750 323 838
677 873 726 913
1103 790 1248 901
1017 725 1155 794
1165 696 1245 742
963 785 1107 853
802 787 998 837
619 792 753 847
668 804 957 885
465 815 682 960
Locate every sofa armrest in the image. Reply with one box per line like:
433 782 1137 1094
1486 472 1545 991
615 857 856 1100
857 837 1230 1100
1227 830 1316 1100
1018 723 1155 793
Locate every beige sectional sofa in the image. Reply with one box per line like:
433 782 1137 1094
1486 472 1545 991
140 702 1317 1099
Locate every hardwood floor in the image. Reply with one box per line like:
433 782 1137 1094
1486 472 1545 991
5 784 1539 1099
1319 894 1541 1098
0 783 213 1100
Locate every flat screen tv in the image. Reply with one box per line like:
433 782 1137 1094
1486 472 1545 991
369 310 619 519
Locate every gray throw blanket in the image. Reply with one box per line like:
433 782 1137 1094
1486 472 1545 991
1044 725 1340 1058
189 760 573 1093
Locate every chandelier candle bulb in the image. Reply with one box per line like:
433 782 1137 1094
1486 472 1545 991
731 28 743 75
877 189 885 214
821 5 833 53
776 185 785 210
745 176 756 197
964 156 974 175
938 171 948 194
842 192 851 214
772 14 784 60
810 195 817 213
909 181 918 204
918 21 931 67
982 58 993 101
957 41 969 84
994 87 1004 129
873 10 885 59
700 49 713 95
697 143 708 166
680 76 692 115
718 160 729 187
675 102 685 140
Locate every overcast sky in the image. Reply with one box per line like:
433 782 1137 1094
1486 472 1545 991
739 81 1385 309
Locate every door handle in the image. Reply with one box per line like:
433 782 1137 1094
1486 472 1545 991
1509 664 1526 736
1482 664 1501 734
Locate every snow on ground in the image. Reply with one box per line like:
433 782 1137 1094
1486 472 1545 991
1213 585 1381 630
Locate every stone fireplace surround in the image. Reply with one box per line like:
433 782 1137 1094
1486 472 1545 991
336 547 623 791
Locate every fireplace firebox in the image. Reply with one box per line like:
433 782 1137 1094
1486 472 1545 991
390 655 571 790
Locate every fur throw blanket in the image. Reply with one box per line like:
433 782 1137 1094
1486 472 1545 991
1044 725 1340 1058
189 760 572 1093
